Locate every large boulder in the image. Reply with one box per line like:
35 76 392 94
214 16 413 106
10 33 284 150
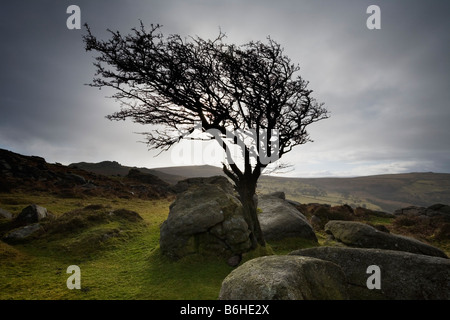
160 179 252 260
258 194 317 242
325 220 448 258
291 246 450 300
14 204 52 225
219 255 348 300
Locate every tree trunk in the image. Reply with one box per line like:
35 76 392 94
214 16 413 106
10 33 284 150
236 179 266 248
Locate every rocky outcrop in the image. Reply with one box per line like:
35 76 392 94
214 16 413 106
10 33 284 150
296 203 393 231
0 148 171 199
160 178 252 260
219 255 348 300
394 204 450 219
291 246 450 300
258 194 317 242
161 183 319 260
325 220 448 258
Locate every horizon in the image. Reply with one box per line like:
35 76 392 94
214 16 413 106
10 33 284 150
3 146 448 180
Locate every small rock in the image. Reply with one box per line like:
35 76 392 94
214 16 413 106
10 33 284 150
266 191 286 200
227 255 242 267
0 208 13 220
3 223 42 242
15 204 52 225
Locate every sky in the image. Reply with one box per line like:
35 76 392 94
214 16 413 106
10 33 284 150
0 0 449 178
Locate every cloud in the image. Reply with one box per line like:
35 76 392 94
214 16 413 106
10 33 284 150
0 0 449 177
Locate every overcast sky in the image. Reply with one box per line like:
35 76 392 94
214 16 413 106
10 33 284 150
1 0 449 177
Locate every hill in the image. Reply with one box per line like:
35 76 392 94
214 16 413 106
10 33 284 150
69 161 187 185
1 148 450 300
135 164 450 212
0 149 171 199
70 162 226 184
4 149 450 213
258 173 450 213
150 165 225 180
69 159 450 213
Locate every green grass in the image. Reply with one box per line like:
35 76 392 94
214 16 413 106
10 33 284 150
1 191 448 300
1 193 284 300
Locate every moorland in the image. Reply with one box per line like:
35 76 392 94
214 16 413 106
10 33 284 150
1 148 449 299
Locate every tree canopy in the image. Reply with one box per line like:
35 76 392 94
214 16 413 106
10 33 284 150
83 22 329 247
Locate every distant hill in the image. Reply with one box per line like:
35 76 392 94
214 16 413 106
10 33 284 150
258 172 450 213
70 161 227 185
0 149 171 199
69 161 187 185
69 160 450 212
151 165 225 179
4 148 450 213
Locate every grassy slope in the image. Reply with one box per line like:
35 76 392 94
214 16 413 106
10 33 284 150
1 192 448 300
0 192 320 300
0 193 246 300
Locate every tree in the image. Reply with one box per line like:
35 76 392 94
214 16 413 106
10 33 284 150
83 23 329 249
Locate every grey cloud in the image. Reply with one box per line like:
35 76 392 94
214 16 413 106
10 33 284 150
0 0 449 177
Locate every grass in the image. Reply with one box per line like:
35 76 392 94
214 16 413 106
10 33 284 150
1 191 448 300
1 192 280 300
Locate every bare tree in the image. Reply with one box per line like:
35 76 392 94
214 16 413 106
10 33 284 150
83 23 329 248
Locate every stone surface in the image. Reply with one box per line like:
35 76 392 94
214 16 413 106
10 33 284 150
219 255 348 300
310 215 322 230
227 255 242 267
160 180 252 260
258 194 317 242
171 176 234 195
325 220 448 258
291 246 450 300
0 208 13 220
3 223 43 242
266 191 286 200
394 204 450 218
14 204 52 225
394 206 427 217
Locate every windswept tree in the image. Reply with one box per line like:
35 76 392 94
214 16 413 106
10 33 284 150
83 23 329 249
